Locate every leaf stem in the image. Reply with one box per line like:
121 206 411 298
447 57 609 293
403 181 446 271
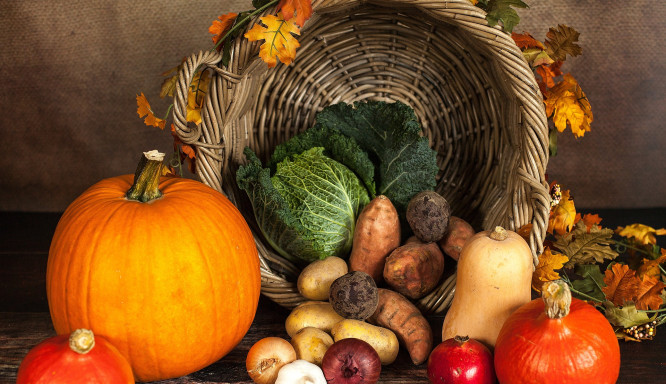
560 273 604 303
639 308 666 313
212 0 280 52
612 239 655 258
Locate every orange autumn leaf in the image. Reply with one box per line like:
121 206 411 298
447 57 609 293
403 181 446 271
512 31 545 50
634 274 665 311
532 248 569 292
209 12 238 47
278 0 312 27
517 223 532 242
245 13 301 68
548 189 576 235
602 263 639 307
574 213 602 233
616 223 666 245
544 74 593 138
536 60 563 91
136 93 166 129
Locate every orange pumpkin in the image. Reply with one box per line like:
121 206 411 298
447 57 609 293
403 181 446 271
46 150 261 382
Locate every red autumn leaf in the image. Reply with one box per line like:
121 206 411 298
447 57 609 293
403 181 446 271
536 60 563 92
209 12 238 48
602 263 639 307
634 274 665 311
278 0 313 27
512 31 545 50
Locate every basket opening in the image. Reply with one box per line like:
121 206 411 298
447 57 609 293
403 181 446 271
236 3 524 231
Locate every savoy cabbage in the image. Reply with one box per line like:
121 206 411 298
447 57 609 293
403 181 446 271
236 100 438 263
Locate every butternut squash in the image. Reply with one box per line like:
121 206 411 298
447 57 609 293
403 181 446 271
441 226 533 348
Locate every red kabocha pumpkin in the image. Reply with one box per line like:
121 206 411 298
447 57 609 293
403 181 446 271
494 279 620 384
46 150 261 382
16 329 134 383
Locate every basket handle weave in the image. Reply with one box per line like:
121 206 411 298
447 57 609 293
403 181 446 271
172 49 250 192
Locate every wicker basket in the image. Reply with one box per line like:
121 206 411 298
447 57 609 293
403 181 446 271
171 0 551 315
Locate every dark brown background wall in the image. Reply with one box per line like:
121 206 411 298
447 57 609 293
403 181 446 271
1 0 664 212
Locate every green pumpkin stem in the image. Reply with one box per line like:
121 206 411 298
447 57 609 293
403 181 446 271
542 279 572 319
126 150 165 202
69 329 95 354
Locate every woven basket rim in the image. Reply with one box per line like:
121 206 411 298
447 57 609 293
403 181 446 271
170 0 551 313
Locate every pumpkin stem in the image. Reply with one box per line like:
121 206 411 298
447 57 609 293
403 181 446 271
542 280 572 319
489 226 508 241
126 150 165 202
69 329 95 354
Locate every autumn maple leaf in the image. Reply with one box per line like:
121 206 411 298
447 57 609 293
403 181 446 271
278 0 312 27
574 213 602 233
634 274 666 310
602 263 639 307
544 74 593 138
209 12 238 48
545 24 582 62
245 13 301 68
536 61 563 92
616 223 666 245
548 188 576 235
532 247 569 292
136 93 166 129
512 31 545 50
185 71 212 125
637 253 666 280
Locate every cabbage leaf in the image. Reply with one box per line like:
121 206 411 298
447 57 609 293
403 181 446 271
237 147 369 263
312 100 438 216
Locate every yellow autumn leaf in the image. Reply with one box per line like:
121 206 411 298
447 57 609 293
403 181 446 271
548 189 576 235
544 74 592 138
244 13 301 68
136 93 166 129
186 70 212 125
532 247 569 292
616 223 666 245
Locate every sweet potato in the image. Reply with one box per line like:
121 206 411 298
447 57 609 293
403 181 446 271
383 242 444 299
368 288 433 365
438 216 475 261
349 195 401 283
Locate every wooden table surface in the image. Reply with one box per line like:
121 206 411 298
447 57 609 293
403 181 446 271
2 210 665 383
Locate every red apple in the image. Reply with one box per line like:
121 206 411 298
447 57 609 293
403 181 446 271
427 336 496 384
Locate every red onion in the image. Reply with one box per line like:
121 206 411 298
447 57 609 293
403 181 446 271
321 338 381 384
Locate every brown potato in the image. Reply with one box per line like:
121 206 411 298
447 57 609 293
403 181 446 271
383 242 444 299
349 195 401 283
